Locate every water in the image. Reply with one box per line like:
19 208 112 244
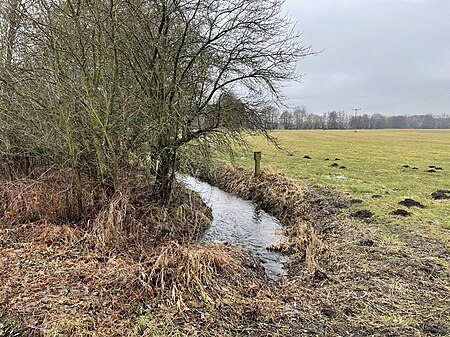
177 175 286 280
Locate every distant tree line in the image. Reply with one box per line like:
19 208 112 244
261 106 450 130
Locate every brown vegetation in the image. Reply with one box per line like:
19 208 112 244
0 169 292 336
1 165 450 336
0 169 218 336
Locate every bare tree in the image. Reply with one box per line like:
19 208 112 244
293 105 307 129
0 0 35 176
0 0 314 204
121 0 314 200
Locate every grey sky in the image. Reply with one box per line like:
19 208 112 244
282 0 450 115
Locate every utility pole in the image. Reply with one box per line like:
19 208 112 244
352 108 362 131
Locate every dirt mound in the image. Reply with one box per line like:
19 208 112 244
330 163 339 167
391 209 411 216
358 238 375 246
398 198 425 208
371 194 382 199
303 155 312 159
339 166 346 169
351 209 374 219
403 165 410 168
427 169 437 173
431 190 450 200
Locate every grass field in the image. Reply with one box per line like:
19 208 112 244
234 129 450 241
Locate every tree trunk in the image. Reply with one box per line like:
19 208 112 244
153 148 177 204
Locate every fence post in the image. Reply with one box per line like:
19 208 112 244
254 151 261 176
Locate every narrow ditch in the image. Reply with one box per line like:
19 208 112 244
177 175 286 280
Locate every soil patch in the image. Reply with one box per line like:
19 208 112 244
398 198 425 208
351 209 374 219
358 238 375 246
420 321 449 335
431 190 450 200
391 209 411 216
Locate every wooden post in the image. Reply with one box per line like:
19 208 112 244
254 151 261 176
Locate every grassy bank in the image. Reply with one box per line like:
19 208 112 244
205 165 450 336
233 130 450 237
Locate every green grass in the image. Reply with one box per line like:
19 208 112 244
233 129 450 241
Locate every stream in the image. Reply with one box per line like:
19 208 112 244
177 175 286 280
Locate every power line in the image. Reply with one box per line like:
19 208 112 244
361 87 450 111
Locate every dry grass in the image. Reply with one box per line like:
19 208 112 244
0 175 81 226
145 241 245 307
1 165 449 336
0 169 286 336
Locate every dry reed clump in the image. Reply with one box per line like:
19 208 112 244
142 241 245 308
0 175 83 226
84 184 212 254
87 191 136 253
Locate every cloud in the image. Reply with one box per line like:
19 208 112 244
282 0 450 114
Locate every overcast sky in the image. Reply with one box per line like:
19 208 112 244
282 0 450 115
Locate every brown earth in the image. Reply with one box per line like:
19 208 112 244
1 166 450 336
